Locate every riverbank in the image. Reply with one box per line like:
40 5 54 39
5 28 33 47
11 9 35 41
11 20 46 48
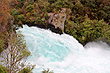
24 23 63 34
10 0 110 45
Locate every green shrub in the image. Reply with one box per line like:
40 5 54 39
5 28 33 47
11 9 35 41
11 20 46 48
18 14 24 19
16 0 26 8
27 0 34 5
98 10 107 19
42 68 54 73
18 68 32 73
25 4 34 12
26 12 31 17
18 20 23 28
0 39 4 53
0 32 35 73
18 14 25 21
103 6 110 13
51 0 72 11
11 9 19 16
48 0 57 4
0 65 8 73
0 32 8 53
65 18 110 45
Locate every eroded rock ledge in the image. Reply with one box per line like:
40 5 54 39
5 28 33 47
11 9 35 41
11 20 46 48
26 8 67 35
47 8 66 32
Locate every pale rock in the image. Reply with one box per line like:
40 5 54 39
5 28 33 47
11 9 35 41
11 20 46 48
48 8 66 32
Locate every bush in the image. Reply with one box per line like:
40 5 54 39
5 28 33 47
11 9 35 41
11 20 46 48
98 10 107 19
42 68 54 73
65 18 110 45
26 12 31 18
103 6 110 13
0 65 8 73
48 0 57 4
11 8 19 16
0 31 9 53
18 14 25 21
25 4 34 12
18 20 23 28
16 0 26 8
0 32 35 73
0 39 4 53
51 0 72 11
18 66 35 73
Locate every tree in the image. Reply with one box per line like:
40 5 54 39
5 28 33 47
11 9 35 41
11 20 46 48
0 0 17 32
42 68 54 73
0 37 4 53
0 65 8 73
0 31 34 73
65 18 110 45
0 31 9 53
18 67 33 73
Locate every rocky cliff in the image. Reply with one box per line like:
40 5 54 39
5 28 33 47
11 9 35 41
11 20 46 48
48 8 66 32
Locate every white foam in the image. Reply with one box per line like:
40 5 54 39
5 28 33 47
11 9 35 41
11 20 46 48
18 25 110 73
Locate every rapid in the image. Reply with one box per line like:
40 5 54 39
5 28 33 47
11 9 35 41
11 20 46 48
18 25 110 73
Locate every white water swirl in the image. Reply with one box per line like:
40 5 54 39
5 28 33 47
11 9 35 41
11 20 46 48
18 25 110 73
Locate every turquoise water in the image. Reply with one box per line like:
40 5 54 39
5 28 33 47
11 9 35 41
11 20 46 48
18 25 110 73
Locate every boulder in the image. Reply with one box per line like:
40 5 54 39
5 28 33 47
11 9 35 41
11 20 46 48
47 8 66 32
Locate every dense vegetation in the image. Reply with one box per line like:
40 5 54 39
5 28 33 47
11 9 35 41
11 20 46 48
9 0 110 45
0 65 8 73
0 0 34 72
0 31 35 73
0 0 110 72
65 17 110 45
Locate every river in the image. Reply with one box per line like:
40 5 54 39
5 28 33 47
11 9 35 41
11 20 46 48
18 25 110 73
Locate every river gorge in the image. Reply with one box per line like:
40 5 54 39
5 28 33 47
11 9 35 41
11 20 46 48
18 25 110 73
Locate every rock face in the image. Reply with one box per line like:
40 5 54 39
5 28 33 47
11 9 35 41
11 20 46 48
48 8 66 32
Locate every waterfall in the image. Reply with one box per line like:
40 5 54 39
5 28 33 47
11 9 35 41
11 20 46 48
18 25 110 73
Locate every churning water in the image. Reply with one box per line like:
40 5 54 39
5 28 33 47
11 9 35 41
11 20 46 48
18 25 110 73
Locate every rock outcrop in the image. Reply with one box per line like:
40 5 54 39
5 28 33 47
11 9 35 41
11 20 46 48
48 8 66 32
